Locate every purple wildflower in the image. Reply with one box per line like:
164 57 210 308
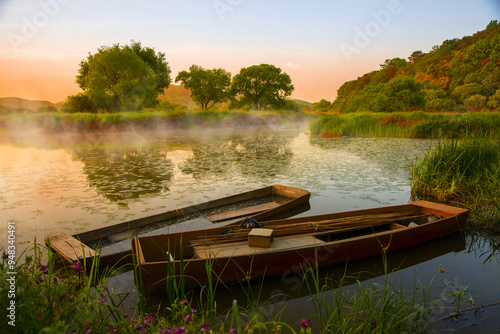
144 315 156 324
183 314 192 325
37 263 48 274
2 251 9 259
51 277 59 284
191 308 198 314
107 326 116 333
181 299 189 306
174 327 185 334
98 296 107 302
36 311 43 318
73 262 83 272
123 313 129 319
301 319 311 328
201 324 210 332
230 328 236 334
136 324 143 331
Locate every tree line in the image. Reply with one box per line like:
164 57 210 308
62 41 295 113
312 20 500 113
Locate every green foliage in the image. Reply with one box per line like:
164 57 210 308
61 93 96 113
283 99 301 112
464 94 488 111
488 89 500 109
230 64 294 110
176 65 231 110
76 41 171 112
36 105 58 113
452 83 484 103
311 99 331 112
329 21 500 113
0 105 30 115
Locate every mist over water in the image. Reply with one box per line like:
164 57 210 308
0 121 498 331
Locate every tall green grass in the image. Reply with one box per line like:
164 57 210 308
410 139 500 228
310 111 500 140
299 247 437 334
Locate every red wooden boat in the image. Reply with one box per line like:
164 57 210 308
132 200 468 290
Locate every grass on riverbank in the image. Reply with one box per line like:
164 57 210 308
1 242 463 334
0 109 311 133
309 111 500 140
410 139 500 229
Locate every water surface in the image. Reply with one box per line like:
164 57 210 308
0 123 498 332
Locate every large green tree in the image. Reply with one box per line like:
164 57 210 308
230 64 294 110
75 41 171 112
175 65 231 110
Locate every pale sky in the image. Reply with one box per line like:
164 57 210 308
0 0 498 103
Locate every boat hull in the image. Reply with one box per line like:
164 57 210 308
132 201 468 290
46 184 310 268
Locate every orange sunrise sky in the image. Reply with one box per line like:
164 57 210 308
0 0 499 103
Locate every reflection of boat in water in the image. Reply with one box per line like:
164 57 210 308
46 184 310 268
132 200 468 290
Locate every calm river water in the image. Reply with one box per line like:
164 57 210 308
0 122 498 332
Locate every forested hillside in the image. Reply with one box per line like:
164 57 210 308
315 21 500 113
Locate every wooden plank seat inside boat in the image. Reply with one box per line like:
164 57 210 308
48 233 95 262
192 235 325 259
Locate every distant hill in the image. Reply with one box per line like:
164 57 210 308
0 97 64 112
324 20 500 113
158 84 197 108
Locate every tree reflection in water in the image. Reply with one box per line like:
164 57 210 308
179 133 293 179
74 148 174 203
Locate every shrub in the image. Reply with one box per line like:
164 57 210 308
464 94 488 111
36 105 58 113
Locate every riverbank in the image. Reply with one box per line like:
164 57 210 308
0 109 314 134
309 111 500 140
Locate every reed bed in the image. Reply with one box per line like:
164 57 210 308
410 139 500 229
310 111 500 140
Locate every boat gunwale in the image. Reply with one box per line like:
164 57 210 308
72 184 309 243
134 201 469 266
46 184 310 267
